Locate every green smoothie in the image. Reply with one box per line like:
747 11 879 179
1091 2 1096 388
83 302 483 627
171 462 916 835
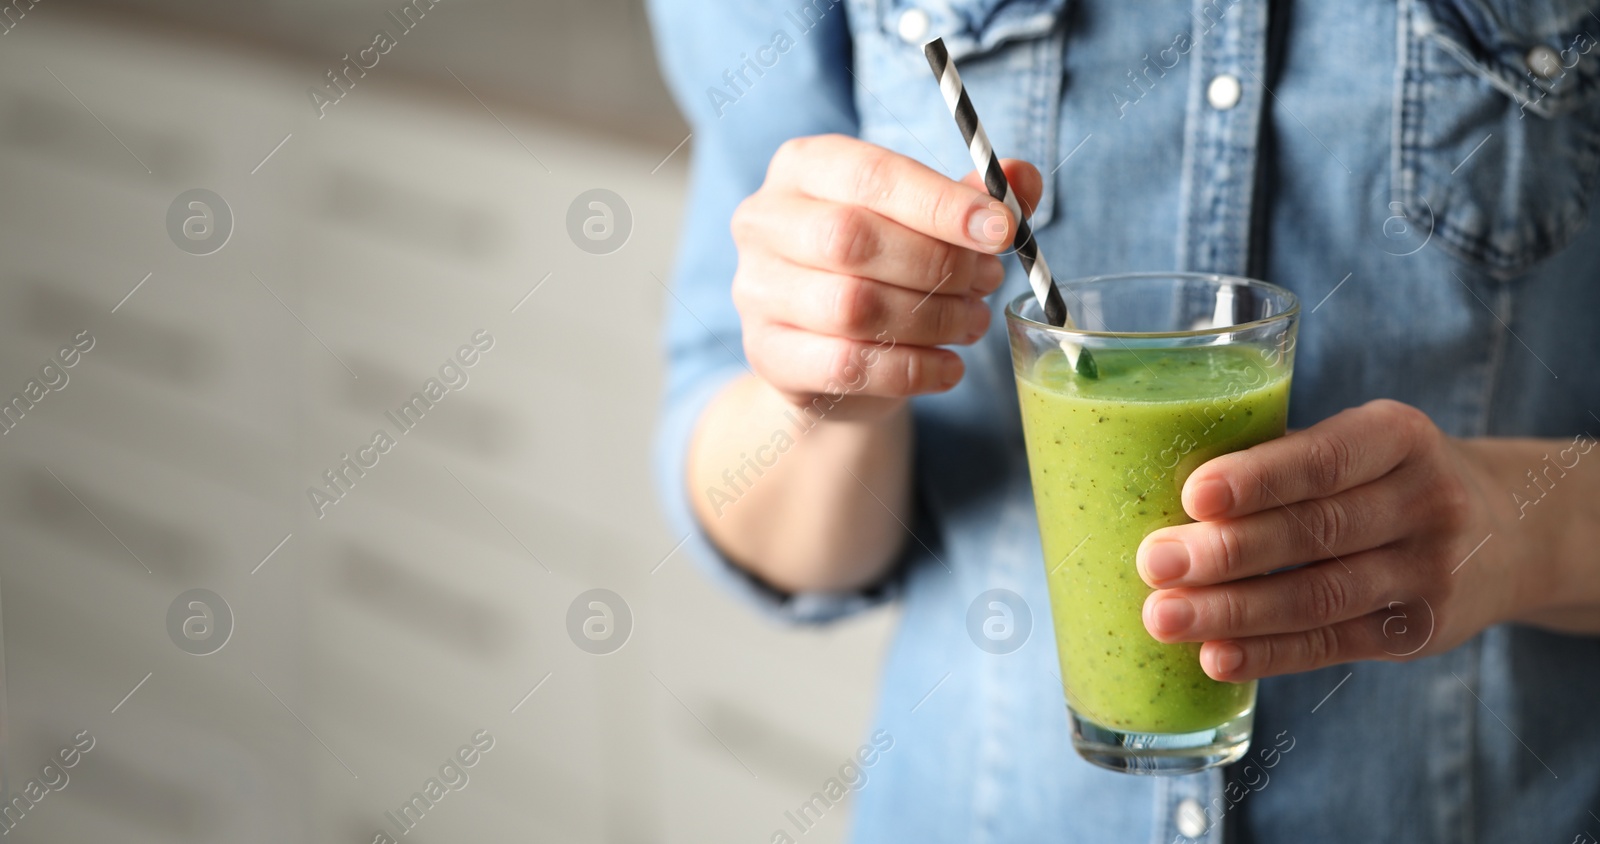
1017 344 1290 734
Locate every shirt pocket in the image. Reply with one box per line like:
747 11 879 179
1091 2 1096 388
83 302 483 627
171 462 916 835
1402 0 1600 278
844 0 1069 226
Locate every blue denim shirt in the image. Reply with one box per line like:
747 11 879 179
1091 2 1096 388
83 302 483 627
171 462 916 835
648 0 1600 840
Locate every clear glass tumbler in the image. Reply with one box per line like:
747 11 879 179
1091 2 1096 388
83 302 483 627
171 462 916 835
1006 272 1299 775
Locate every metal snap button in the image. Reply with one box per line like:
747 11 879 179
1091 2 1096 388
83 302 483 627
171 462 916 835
897 7 931 43
1526 44 1562 79
1175 797 1209 838
1207 74 1242 110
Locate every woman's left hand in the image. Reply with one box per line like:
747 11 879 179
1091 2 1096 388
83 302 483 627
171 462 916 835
1136 399 1557 681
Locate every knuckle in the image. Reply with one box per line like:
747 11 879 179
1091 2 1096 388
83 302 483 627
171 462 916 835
849 149 893 207
1375 399 1437 452
1304 495 1349 553
1304 569 1351 624
931 242 963 290
820 206 876 270
729 271 753 313
1432 472 1474 534
1218 589 1249 634
1211 522 1248 578
1304 625 1341 667
922 182 961 239
742 329 774 381
775 134 826 170
769 137 804 177
1370 397 1419 428
1254 635 1280 674
1303 430 1354 492
930 295 968 341
730 196 754 240
1422 541 1461 584
832 276 885 334
1430 576 1459 616
820 340 859 390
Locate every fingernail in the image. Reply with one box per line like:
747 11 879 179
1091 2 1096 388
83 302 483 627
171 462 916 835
965 300 991 342
1187 478 1234 519
967 201 1008 248
1146 594 1195 638
1140 540 1190 584
1210 642 1245 678
940 356 964 389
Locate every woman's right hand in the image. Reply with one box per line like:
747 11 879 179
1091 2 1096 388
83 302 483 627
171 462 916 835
730 133 1043 421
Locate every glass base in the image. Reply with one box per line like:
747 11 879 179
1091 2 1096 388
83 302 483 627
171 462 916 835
1068 706 1254 776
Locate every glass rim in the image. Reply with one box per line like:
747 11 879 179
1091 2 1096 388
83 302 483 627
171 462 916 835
1003 272 1300 340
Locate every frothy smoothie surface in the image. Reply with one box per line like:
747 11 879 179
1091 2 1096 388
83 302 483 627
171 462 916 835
1017 345 1291 734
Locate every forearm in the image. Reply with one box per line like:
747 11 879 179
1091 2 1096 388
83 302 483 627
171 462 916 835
686 374 912 594
1457 433 1600 634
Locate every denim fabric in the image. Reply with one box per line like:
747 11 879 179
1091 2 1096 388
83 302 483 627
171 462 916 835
648 0 1600 840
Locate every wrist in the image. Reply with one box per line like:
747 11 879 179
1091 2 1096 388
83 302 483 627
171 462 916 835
1456 435 1599 628
1451 438 1556 625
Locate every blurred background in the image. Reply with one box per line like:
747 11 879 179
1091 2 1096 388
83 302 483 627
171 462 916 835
0 2 894 841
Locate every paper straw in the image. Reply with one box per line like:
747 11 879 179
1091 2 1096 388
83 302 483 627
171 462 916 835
923 37 1095 377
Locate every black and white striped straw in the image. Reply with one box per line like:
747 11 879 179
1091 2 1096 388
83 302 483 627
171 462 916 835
923 37 1095 377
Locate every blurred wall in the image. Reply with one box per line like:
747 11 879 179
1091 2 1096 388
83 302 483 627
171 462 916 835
0 5 892 843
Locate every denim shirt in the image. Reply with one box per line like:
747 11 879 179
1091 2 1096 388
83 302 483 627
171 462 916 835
647 0 1600 840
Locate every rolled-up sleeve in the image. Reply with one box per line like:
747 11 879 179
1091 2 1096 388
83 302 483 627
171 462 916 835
647 0 903 623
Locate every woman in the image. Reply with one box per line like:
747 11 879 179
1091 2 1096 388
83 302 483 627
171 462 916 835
649 0 1600 840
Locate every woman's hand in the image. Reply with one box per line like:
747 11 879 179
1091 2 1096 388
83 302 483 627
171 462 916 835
1135 399 1566 681
687 134 1045 592
730 133 1041 421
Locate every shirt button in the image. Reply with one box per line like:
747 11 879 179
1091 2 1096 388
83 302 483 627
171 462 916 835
897 7 931 43
1526 45 1562 79
1175 798 1209 838
1207 74 1242 110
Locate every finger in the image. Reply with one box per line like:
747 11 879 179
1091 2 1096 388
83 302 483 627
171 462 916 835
739 192 1005 296
958 158 1043 225
1182 399 1431 521
768 134 1015 252
743 261 989 346
748 322 963 399
1197 611 1399 682
1143 553 1398 644
1138 467 1423 586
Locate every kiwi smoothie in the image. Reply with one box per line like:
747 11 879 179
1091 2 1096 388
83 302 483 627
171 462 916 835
1017 345 1290 734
